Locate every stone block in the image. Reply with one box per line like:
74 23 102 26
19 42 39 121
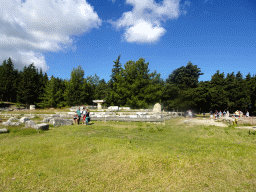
49 118 73 126
10 122 21 126
19 117 30 123
155 115 162 119
108 106 119 111
8 117 19 122
30 105 36 110
2 120 21 126
0 128 8 133
42 117 54 123
2 121 11 126
36 123 49 130
119 107 131 110
25 120 37 128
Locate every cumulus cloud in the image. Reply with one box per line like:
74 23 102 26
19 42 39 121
113 0 180 43
125 20 166 43
0 0 101 71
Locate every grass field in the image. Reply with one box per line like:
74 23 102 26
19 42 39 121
0 118 255 191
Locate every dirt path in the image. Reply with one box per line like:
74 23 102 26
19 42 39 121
183 118 228 127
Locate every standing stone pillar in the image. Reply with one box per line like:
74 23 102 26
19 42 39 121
153 103 161 113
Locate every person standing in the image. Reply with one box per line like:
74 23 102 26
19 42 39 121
85 109 90 125
210 110 213 119
219 110 222 118
73 112 78 125
246 111 249 117
82 108 86 124
215 110 218 120
223 110 226 117
76 107 81 125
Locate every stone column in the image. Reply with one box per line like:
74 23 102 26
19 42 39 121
97 102 102 110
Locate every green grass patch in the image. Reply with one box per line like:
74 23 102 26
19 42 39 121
0 118 255 191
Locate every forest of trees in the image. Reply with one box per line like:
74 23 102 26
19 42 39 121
1 56 256 114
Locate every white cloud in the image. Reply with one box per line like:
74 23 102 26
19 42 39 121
113 0 180 43
125 20 166 43
0 0 101 71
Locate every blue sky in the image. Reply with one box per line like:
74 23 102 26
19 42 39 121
1 0 256 82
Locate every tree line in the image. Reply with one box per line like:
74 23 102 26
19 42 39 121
0 56 255 114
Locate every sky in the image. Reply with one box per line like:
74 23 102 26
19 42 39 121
0 0 256 82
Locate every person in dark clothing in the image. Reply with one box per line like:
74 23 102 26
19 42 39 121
85 109 90 125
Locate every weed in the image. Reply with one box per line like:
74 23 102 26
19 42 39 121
149 127 156 133
249 130 256 135
146 123 151 127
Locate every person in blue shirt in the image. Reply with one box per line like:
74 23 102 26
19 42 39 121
76 107 81 125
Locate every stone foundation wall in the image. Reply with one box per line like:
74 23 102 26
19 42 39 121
236 117 256 125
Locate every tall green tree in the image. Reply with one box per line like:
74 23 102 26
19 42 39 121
39 76 66 108
110 54 122 85
107 55 123 106
209 70 228 110
37 68 48 104
122 58 161 108
0 58 18 102
224 72 236 111
166 61 204 89
94 79 108 100
233 71 250 111
17 64 40 106
64 66 84 106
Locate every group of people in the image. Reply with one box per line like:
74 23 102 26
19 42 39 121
210 110 250 120
234 110 250 118
212 110 228 120
73 107 90 125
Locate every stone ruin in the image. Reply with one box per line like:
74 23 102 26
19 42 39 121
93 100 105 110
153 103 161 113
25 120 49 130
1 116 50 131
2 117 30 126
42 117 73 127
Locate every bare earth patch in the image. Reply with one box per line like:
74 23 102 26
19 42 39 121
182 118 228 127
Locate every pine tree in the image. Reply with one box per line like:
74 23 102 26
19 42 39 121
0 58 18 102
17 64 38 107
64 66 84 106
107 55 123 106
40 76 65 108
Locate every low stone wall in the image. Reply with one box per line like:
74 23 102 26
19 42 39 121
236 117 256 125
219 117 256 125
